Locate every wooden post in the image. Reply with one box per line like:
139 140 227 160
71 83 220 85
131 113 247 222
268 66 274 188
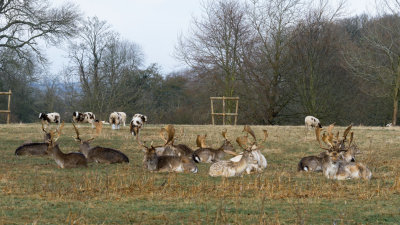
234 98 239 125
210 98 215 125
210 96 239 125
222 96 225 125
0 90 12 124
7 90 11 124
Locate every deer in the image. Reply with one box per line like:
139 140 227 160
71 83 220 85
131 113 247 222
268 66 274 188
15 121 64 156
208 133 258 177
193 128 237 163
228 125 268 174
315 125 372 180
152 125 199 162
298 124 361 172
72 122 129 164
140 141 198 173
46 128 87 168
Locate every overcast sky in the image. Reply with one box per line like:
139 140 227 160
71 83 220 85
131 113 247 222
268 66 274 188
47 0 376 75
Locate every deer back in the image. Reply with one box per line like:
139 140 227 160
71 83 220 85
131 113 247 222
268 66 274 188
87 146 129 164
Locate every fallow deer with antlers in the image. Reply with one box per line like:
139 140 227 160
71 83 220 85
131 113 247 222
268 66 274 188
314 125 371 180
298 124 361 172
46 125 88 168
15 121 64 156
229 125 268 174
192 129 236 163
140 141 198 173
208 133 258 177
72 122 129 164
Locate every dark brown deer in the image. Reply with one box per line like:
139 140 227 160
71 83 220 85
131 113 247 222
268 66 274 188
140 141 198 173
15 121 64 156
193 129 236 163
298 124 361 172
72 122 129 164
46 130 87 168
153 125 199 162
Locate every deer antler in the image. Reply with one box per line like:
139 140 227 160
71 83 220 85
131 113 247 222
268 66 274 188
94 120 103 136
262 129 268 142
315 127 330 150
56 121 65 137
342 124 353 140
159 125 175 145
243 125 256 144
41 120 48 133
72 122 82 142
349 132 354 145
327 123 335 144
196 134 207 148
236 136 249 149
222 128 227 140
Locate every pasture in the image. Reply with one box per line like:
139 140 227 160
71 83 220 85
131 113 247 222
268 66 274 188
0 123 400 224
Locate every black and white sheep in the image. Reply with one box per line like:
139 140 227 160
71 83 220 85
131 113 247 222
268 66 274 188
109 112 126 130
305 116 322 129
130 114 147 136
38 112 60 125
72 112 96 128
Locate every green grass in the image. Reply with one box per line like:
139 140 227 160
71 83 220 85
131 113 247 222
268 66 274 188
1 123 400 224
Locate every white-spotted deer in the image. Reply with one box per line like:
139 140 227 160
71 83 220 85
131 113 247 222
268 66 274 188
315 125 371 180
228 125 268 174
193 129 236 163
209 129 262 177
46 127 87 168
72 122 129 164
140 141 198 173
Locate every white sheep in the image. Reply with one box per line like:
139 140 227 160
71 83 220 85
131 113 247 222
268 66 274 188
109 112 124 130
305 116 322 129
72 112 96 128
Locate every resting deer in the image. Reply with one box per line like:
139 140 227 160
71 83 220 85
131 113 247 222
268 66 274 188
298 124 361 172
193 129 236 163
15 121 64 156
72 122 129 164
229 125 268 174
140 141 198 173
208 132 259 177
46 129 87 168
315 125 371 180
152 125 198 161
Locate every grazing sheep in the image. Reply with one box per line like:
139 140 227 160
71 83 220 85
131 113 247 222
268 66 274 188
130 113 147 137
38 112 60 125
72 112 96 128
109 112 125 130
305 116 322 129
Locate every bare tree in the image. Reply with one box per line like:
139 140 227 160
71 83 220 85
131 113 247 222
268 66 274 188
0 0 80 61
344 13 400 125
289 0 345 117
243 0 302 124
176 0 250 99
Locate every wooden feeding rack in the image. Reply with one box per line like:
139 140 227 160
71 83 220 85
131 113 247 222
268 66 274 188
0 90 11 124
210 96 239 125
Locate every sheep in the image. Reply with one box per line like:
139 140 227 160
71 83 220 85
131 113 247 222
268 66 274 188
109 112 125 130
72 112 96 128
305 116 322 129
38 112 60 125
130 113 147 137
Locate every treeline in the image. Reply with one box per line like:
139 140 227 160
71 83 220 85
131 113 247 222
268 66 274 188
0 0 399 126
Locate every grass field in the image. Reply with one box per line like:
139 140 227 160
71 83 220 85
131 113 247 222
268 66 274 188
1 123 400 224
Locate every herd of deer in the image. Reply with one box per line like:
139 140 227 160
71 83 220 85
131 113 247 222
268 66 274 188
14 122 371 180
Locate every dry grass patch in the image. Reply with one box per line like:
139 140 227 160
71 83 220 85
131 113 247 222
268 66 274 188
0 123 400 224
